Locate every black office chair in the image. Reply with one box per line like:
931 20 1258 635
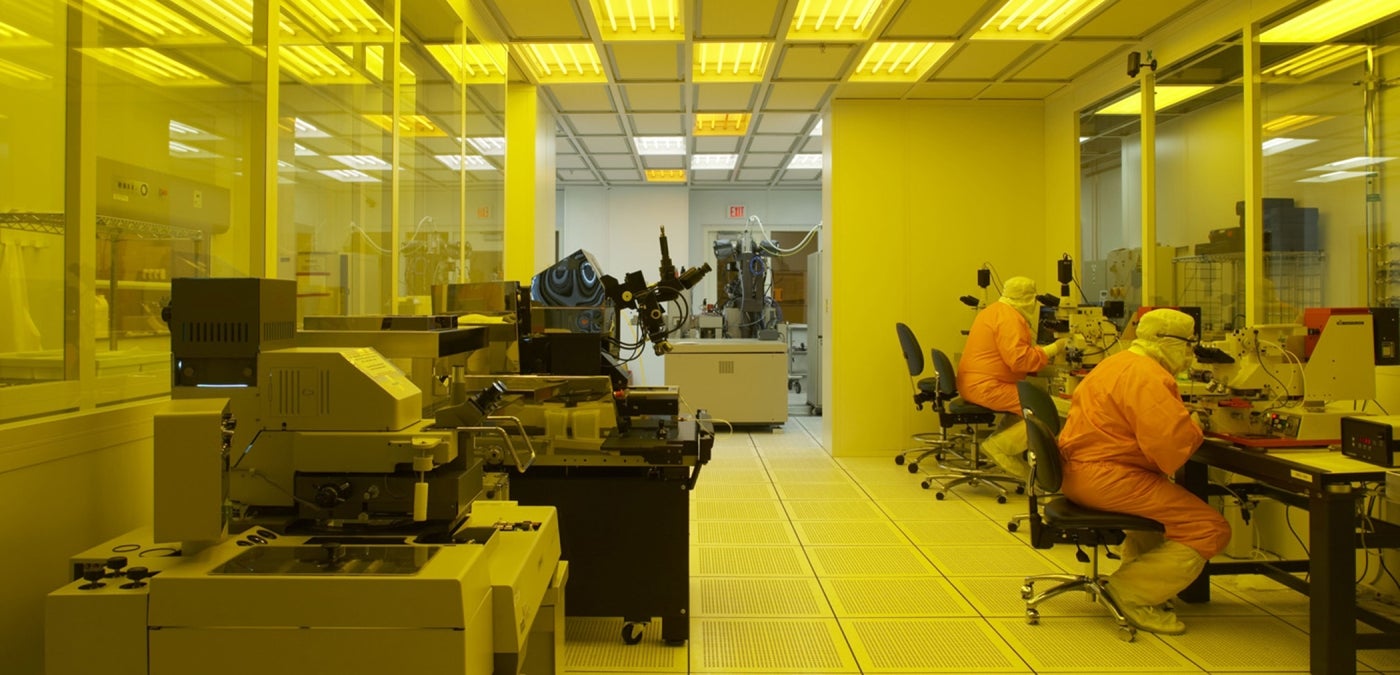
893 323 966 472
919 348 1024 502
1015 380 1165 643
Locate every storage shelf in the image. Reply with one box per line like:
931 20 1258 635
100 280 172 292
0 212 205 241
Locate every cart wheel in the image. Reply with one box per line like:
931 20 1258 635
895 455 906 466
622 623 644 645
1118 625 1136 642
1007 521 1019 533
1015 485 1026 495
920 479 932 489
907 463 920 474
935 491 946 500
996 495 1007 504
1025 608 1040 625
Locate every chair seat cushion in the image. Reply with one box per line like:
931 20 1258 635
917 377 939 395
1044 497 1165 532
947 396 997 418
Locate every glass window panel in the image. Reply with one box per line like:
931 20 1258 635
1079 93 1141 316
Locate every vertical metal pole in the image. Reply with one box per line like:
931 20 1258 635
388 0 402 313
1140 69 1157 306
1244 23 1264 324
64 2 97 406
1364 48 1383 306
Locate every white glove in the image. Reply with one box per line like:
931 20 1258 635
1042 338 1067 359
1189 411 1205 430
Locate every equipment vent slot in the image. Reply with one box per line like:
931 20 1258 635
272 369 300 416
264 320 296 341
718 360 735 374
320 369 331 414
183 321 250 343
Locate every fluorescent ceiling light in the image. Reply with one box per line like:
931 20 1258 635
787 154 823 169
852 41 952 82
318 169 380 183
280 45 367 85
974 0 1112 40
810 119 823 136
645 169 687 183
82 0 210 43
0 57 49 84
284 0 391 38
294 118 330 138
277 160 297 172
1264 44 1369 78
693 42 771 82
465 137 507 156
169 140 220 158
169 120 221 140
633 136 687 155
362 114 445 137
516 43 606 84
589 0 683 41
1262 113 1331 135
694 113 750 136
364 45 415 83
425 44 507 84
329 155 393 170
434 155 495 171
1307 156 1394 171
1297 170 1373 183
1261 0 1400 44
83 48 218 86
294 143 318 156
1261 137 1317 156
691 154 738 170
1095 85 1212 115
0 19 47 46
788 0 893 41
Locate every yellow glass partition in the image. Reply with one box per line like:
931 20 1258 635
1078 93 1142 315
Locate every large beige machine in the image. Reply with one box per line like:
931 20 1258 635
46 279 564 675
664 339 788 426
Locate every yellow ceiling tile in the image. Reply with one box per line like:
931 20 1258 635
834 81 917 98
1074 0 1200 38
776 44 856 80
932 42 1030 79
696 0 784 38
906 81 991 98
695 83 759 110
622 84 684 111
609 43 682 81
1011 41 1125 80
883 0 988 38
763 82 834 110
490 0 589 40
979 81 1067 98
551 84 619 111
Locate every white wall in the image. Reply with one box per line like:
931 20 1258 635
688 189 822 307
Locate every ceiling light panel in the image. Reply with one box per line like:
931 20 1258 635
426 44 508 84
319 169 380 182
0 19 46 46
169 120 221 140
693 42 771 82
82 0 211 43
589 0 684 41
694 113 751 136
810 119 823 135
787 153 823 169
645 169 687 182
1262 113 1331 135
787 0 893 42
691 154 738 169
363 114 446 137
83 48 218 86
434 155 496 171
1095 85 1212 115
283 0 392 40
0 58 49 84
168 140 220 158
281 45 368 84
1297 170 1373 183
1261 0 1400 44
330 154 393 170
851 41 953 82
293 118 331 138
516 43 607 83
1260 137 1317 156
1263 44 1370 79
973 0 1112 40
294 143 319 156
465 137 507 156
633 136 687 155
1308 156 1394 171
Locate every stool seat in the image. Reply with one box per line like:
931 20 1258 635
947 397 996 417
1043 498 1164 533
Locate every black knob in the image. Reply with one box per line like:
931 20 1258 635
120 566 151 589
79 567 106 590
315 482 351 508
105 555 129 578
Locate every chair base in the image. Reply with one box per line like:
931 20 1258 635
922 470 1025 503
1021 573 1138 642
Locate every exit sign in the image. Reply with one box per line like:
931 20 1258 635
728 205 745 219
477 206 490 219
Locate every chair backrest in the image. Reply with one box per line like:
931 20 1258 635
928 348 959 398
1016 380 1062 436
1018 381 1064 494
894 323 924 377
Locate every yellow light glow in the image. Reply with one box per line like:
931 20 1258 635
0 19 48 46
516 43 607 84
362 114 446 137
426 44 507 84
83 48 219 86
0 57 49 83
694 113 751 136
645 169 687 183
1263 44 1371 79
788 0 893 42
1095 85 1213 115
973 0 1112 40
693 42 771 82
1261 0 1400 44
1262 113 1332 135
282 0 393 39
281 45 368 84
851 41 953 82
365 45 415 83
590 0 683 41
83 0 212 43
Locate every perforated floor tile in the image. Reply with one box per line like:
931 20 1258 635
950 575 1120 618
691 618 859 673
701 467 773 483
762 456 840 470
783 499 886 521
691 545 814 576
767 467 855 483
822 576 978 617
564 617 688 671
841 617 1031 672
693 520 799 545
899 519 1024 546
804 545 940 577
690 577 832 617
792 520 911 546
1278 615 1400 671
1169 584 1269 617
856 480 945 501
694 499 788 521
880 498 990 521
1210 575 1311 616
690 482 779 500
922 545 1067 578
774 481 867 500
986 617 1201 672
1156 616 1314 671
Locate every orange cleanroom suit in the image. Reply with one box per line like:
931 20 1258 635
956 301 1048 415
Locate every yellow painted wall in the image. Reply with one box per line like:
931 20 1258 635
504 84 557 280
829 100 1046 456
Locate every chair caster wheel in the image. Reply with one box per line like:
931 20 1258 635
1025 608 1040 625
920 480 932 489
1118 625 1136 642
1015 485 1025 494
996 495 1007 504
1007 521 1019 532
895 456 905 465
934 492 946 500
1020 585 1033 600
907 463 920 474
622 623 645 645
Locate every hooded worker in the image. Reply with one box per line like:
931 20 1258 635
1057 308 1231 635
956 276 1065 478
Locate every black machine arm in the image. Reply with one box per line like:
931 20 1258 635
603 227 712 356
